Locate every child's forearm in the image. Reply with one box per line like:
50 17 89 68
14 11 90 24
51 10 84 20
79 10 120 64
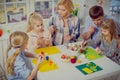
25 52 38 58
27 63 39 80
82 32 91 40
27 55 44 80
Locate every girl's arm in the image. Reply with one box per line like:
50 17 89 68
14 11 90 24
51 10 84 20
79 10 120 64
25 51 38 58
27 55 44 80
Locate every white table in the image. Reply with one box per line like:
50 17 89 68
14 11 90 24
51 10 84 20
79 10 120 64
36 45 120 80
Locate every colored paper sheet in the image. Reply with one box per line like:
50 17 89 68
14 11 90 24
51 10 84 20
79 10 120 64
34 46 61 55
82 68 93 74
32 59 58 72
85 47 103 60
76 62 103 75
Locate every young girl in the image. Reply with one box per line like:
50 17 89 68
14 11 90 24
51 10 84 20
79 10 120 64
6 31 44 80
95 19 120 65
49 0 80 45
27 12 51 52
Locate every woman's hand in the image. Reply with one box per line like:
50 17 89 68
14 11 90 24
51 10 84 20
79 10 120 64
49 25 55 35
64 34 71 42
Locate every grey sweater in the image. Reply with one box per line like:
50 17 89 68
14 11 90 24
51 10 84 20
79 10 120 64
87 38 120 65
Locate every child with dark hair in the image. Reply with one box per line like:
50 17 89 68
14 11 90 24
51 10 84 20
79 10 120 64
82 5 120 44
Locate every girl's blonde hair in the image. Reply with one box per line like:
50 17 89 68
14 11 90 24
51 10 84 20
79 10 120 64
57 0 74 15
27 12 43 32
6 31 29 75
101 19 118 41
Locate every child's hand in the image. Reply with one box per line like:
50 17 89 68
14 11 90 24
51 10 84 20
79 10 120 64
95 47 102 54
117 39 120 49
36 32 44 48
36 38 42 48
49 25 55 35
117 42 120 49
37 54 45 64
44 38 51 47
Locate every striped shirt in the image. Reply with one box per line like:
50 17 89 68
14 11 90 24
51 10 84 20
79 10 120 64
100 39 120 65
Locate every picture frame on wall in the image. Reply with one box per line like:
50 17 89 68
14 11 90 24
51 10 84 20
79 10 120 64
6 3 27 23
34 0 52 19
0 0 27 24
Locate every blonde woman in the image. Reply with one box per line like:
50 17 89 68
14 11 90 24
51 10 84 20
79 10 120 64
6 31 44 80
27 12 51 52
49 0 80 45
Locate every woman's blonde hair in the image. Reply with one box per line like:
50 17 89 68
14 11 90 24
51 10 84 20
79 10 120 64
101 19 118 41
27 12 43 32
6 31 29 75
57 0 74 15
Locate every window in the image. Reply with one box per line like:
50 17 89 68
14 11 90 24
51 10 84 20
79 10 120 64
0 0 27 24
34 0 52 19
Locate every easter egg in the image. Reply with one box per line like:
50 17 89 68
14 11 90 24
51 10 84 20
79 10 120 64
41 51 44 55
0 29 3 37
61 54 66 59
71 47 74 51
46 56 49 60
80 49 84 53
71 58 76 64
